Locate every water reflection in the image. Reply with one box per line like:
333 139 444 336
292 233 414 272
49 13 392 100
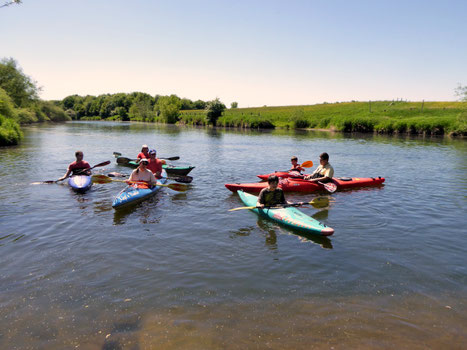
113 197 162 225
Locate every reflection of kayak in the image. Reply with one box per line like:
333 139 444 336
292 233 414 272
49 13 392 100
121 160 195 176
237 190 334 236
226 177 385 193
68 175 92 193
112 170 167 209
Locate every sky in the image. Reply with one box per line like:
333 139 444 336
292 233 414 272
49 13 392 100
1 0 467 107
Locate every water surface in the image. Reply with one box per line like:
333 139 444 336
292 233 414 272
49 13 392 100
0 121 466 349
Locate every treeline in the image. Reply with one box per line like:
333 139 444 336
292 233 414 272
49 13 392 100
0 58 69 146
59 93 226 124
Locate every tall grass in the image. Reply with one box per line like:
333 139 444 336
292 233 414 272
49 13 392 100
180 101 467 135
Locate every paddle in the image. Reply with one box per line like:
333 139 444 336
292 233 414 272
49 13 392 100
113 152 180 161
318 181 337 193
91 174 188 192
276 160 314 174
229 197 332 211
31 160 111 185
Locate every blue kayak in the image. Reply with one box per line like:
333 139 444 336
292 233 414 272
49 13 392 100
68 175 92 193
112 170 167 209
237 190 334 236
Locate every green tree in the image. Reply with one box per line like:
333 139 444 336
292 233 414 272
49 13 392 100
157 95 181 123
0 57 39 107
230 101 238 109
128 92 154 121
455 84 467 101
193 100 207 109
205 98 225 126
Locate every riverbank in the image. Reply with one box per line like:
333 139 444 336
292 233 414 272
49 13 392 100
180 101 467 136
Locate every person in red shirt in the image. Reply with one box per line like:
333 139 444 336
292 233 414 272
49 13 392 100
58 151 91 181
147 149 163 179
289 156 305 174
136 145 150 161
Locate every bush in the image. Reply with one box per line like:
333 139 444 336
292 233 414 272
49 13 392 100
0 114 22 145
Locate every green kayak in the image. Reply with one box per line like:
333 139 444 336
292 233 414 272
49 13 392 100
237 190 334 236
116 157 195 176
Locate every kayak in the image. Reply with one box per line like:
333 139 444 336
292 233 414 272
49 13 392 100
226 176 385 193
68 175 92 193
112 170 167 209
237 190 334 236
121 160 195 176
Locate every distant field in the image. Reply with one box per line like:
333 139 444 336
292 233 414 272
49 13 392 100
180 101 467 136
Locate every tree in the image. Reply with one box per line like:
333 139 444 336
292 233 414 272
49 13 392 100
157 95 181 123
205 98 225 126
455 84 467 101
0 0 21 9
0 57 40 107
230 101 238 109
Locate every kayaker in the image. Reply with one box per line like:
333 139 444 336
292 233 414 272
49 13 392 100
128 158 158 187
147 149 163 179
290 156 305 174
136 145 150 161
304 152 334 183
256 175 289 208
58 151 91 181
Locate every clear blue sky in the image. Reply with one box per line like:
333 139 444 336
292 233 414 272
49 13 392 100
1 0 466 107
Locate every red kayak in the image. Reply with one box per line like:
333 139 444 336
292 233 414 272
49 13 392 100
225 177 385 193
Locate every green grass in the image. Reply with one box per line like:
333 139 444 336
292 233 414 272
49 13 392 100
179 101 467 135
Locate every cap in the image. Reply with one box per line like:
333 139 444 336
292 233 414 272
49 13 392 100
149 149 157 154
140 158 149 164
142 144 148 148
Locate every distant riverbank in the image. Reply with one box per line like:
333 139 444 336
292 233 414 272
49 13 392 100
180 101 467 136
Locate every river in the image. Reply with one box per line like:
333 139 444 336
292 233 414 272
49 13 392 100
0 121 466 349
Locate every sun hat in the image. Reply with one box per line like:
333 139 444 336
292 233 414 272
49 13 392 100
149 149 157 154
142 144 149 148
140 158 149 164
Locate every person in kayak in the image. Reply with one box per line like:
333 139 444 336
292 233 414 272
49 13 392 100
304 152 334 183
128 158 158 187
147 149 163 179
58 151 91 181
289 156 305 174
256 175 289 208
136 145 150 161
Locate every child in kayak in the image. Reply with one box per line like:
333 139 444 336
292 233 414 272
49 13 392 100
256 175 289 208
289 156 305 175
304 152 334 183
128 158 158 187
147 149 163 179
136 145 150 161
58 151 91 181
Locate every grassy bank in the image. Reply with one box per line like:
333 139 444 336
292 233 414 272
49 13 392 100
180 101 467 136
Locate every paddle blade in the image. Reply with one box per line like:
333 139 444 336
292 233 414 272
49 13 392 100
173 175 193 183
113 152 122 157
166 183 188 192
301 160 314 168
92 174 113 184
309 197 330 208
322 182 337 193
92 160 111 168
116 157 131 164
163 156 180 161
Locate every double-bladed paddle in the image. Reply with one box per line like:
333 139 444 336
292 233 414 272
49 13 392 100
229 196 332 211
276 160 313 174
31 160 111 185
91 174 188 192
113 152 180 162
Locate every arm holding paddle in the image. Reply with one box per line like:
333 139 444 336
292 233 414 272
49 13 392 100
58 151 91 181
